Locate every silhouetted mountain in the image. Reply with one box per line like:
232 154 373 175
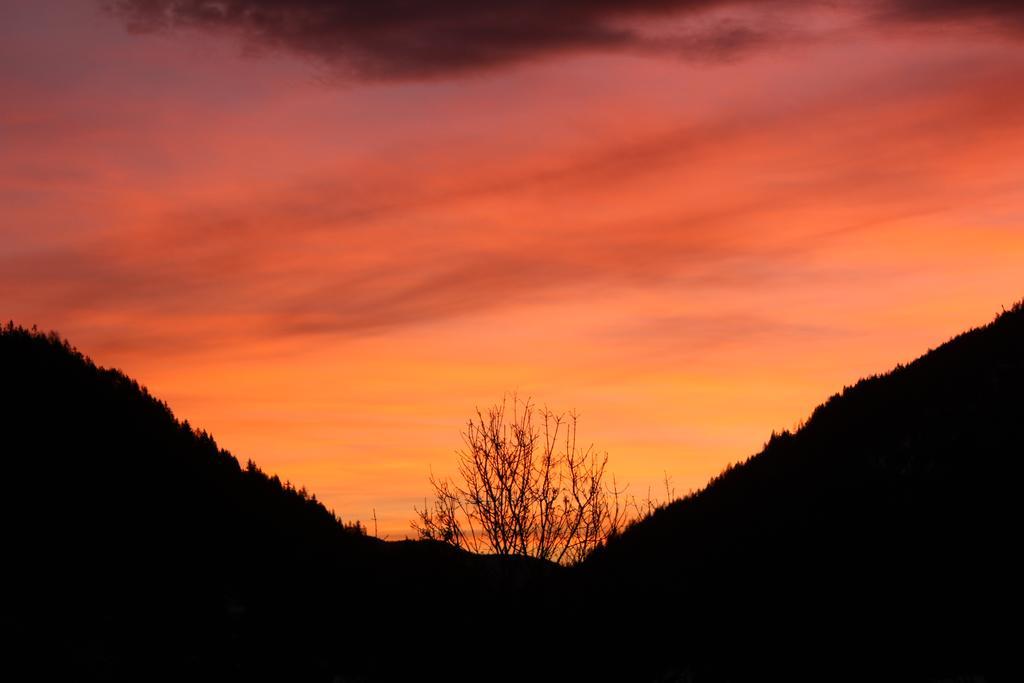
4 302 1022 682
0 323 555 682
572 303 1024 681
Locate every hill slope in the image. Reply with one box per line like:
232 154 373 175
0 324 548 682
575 304 1024 680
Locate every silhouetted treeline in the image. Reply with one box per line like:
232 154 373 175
3 301 1023 682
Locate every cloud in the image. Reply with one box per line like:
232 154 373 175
880 1 1024 29
6 24 1023 357
8 51 1023 352
601 313 841 354
102 0 804 80
103 1 1024 81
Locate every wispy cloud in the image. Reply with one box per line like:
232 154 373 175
7 52 1022 351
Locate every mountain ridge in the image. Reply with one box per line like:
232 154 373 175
0 321 553 682
3 302 1021 681
574 301 1022 680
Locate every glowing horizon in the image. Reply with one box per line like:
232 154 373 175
3 0 1022 536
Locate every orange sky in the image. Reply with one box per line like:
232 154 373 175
3 1 1023 536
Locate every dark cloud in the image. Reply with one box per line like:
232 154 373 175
104 1 1024 81
103 0 794 80
881 1 1024 29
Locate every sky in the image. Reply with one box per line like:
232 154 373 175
2 0 1023 536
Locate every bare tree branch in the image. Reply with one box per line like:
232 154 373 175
412 394 662 565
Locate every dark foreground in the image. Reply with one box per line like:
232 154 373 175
2 305 1022 681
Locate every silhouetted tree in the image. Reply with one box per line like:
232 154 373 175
412 395 635 564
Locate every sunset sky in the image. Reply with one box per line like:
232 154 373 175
3 1 1022 536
